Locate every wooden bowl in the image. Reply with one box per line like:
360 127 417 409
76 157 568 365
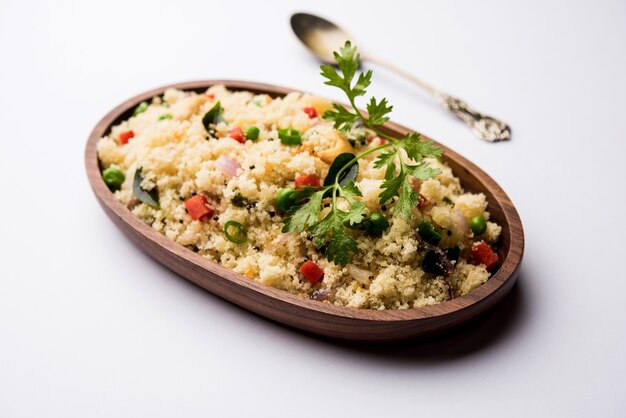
85 80 524 342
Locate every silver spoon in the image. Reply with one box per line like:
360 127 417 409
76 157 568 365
290 12 511 142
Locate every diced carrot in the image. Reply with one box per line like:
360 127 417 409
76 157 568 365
303 107 318 119
471 242 499 271
299 260 324 284
229 127 245 143
206 93 215 100
119 130 135 145
295 174 321 190
184 195 214 221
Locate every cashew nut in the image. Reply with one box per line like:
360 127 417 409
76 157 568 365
317 130 353 164
172 95 209 121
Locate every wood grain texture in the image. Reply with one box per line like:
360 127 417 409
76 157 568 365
85 80 524 342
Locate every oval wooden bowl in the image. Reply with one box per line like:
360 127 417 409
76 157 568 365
85 80 524 342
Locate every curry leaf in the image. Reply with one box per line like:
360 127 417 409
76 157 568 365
202 101 223 130
323 153 359 187
133 167 160 209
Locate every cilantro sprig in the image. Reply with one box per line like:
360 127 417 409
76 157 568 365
282 41 443 266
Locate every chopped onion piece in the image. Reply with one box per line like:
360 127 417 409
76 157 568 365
347 264 372 286
216 155 240 178
455 209 470 236
266 233 291 254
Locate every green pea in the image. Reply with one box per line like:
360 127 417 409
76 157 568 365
278 128 302 145
343 212 389 236
245 126 260 140
418 220 442 245
469 215 487 235
102 167 125 190
158 113 172 121
133 101 149 116
276 188 298 213
366 212 389 235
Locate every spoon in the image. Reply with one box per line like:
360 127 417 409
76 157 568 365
290 12 511 142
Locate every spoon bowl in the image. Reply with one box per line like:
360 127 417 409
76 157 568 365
85 80 524 342
291 12 356 64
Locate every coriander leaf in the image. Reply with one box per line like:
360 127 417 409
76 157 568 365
373 150 397 169
309 209 337 248
366 97 393 126
320 64 345 90
405 162 441 181
326 225 359 267
398 133 443 162
352 70 372 98
309 207 358 266
281 189 326 233
378 172 404 205
384 162 397 180
322 104 358 132
416 140 444 158
372 136 441 214
394 177 420 219
333 41 359 86
344 200 367 226
377 160 441 218
340 182 366 226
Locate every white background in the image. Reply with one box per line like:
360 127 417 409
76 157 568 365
1 1 625 416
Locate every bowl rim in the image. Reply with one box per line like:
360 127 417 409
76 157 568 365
85 79 524 323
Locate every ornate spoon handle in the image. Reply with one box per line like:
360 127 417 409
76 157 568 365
363 53 511 142
435 93 511 142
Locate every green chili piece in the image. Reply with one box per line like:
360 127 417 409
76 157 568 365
224 220 247 244
133 101 149 116
418 220 442 245
278 128 302 145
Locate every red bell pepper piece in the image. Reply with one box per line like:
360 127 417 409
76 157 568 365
229 127 245 143
303 107 318 119
295 174 321 190
119 130 135 145
299 260 324 284
471 242 499 271
185 195 214 221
